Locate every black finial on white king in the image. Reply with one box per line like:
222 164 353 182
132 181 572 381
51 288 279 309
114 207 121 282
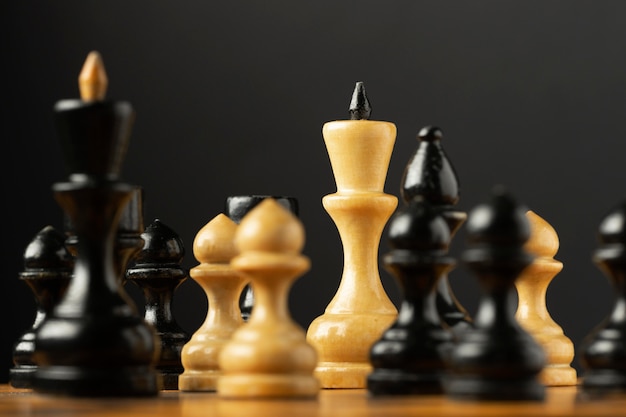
349 81 372 120
31 52 159 397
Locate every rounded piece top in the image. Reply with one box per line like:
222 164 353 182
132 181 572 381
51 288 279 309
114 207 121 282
23 225 73 271
134 219 185 265
524 211 559 258
387 199 450 251
193 214 239 264
235 198 305 254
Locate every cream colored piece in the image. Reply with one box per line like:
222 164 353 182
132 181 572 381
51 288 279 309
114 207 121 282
515 210 577 386
78 51 108 101
178 214 248 392
306 120 398 389
217 199 319 398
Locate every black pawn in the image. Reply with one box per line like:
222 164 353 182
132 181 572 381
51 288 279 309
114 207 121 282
10 226 73 388
126 219 190 390
445 187 545 401
224 195 299 321
580 201 626 393
367 199 455 395
401 126 472 335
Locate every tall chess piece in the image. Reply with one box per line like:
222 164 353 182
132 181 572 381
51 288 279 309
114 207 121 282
445 187 545 401
306 82 398 388
580 201 626 393
126 219 190 390
515 210 576 386
31 51 159 396
179 214 248 391
401 126 472 336
218 198 319 398
10 226 73 388
367 199 455 395
225 195 299 321
65 186 145 287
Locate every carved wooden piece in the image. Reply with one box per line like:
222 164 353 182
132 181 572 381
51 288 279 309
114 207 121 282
10 226 72 388
218 199 319 398
31 52 158 397
446 187 545 401
515 210 576 386
306 82 398 389
179 214 247 391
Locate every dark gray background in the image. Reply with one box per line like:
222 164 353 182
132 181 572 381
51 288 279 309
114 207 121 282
2 1 624 383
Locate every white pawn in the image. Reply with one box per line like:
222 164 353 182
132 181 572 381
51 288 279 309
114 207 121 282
178 214 248 391
515 210 576 386
217 198 319 398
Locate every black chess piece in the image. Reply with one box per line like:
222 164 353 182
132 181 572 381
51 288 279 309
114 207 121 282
10 226 73 388
224 195 299 321
64 186 145 288
445 186 545 401
32 90 159 396
367 198 455 395
580 201 626 394
401 126 472 336
126 218 190 390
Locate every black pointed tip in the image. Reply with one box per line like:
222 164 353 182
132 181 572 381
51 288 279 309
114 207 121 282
349 81 372 120
418 126 443 142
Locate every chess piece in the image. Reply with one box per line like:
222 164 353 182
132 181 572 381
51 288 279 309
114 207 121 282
306 81 398 388
31 51 159 396
401 126 472 336
580 201 626 393
179 213 247 391
515 210 576 386
65 186 145 287
10 226 73 388
367 199 455 395
126 219 190 390
445 186 545 401
218 198 319 398
225 195 299 321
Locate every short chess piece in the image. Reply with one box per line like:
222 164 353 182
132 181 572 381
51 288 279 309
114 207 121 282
31 51 159 396
179 213 248 391
10 226 73 388
580 201 626 393
306 82 398 388
126 219 190 390
367 199 455 395
515 210 576 386
218 198 319 398
445 186 545 401
401 126 472 336
224 195 299 322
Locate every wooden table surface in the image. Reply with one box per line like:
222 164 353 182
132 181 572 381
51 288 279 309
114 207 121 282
3 385 626 417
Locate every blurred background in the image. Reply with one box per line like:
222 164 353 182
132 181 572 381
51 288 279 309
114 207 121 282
3 1 626 382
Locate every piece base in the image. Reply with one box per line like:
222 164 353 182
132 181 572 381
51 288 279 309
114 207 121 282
9 366 36 389
314 362 371 389
367 368 444 395
33 365 159 397
540 365 578 387
218 374 319 399
178 371 219 392
581 369 626 394
445 376 545 402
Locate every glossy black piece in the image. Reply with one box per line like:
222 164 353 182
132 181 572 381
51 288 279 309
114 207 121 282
367 199 455 395
32 99 159 397
126 219 189 390
225 195 299 321
10 226 73 388
348 81 371 120
400 126 472 335
445 187 545 401
580 201 626 394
